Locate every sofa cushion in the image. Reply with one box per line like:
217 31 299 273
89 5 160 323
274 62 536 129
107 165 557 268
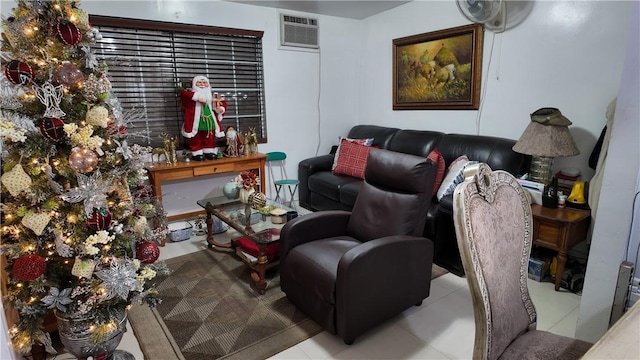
438 134 529 174
332 137 374 171
387 129 444 157
308 171 361 202
333 139 376 179
437 155 471 200
427 148 446 196
347 125 399 150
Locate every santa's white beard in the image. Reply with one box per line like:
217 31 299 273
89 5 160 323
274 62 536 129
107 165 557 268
194 86 212 106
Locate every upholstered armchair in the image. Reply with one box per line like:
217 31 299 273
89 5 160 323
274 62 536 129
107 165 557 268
453 163 592 360
279 148 436 345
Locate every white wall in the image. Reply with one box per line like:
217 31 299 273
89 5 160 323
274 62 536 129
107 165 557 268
355 1 632 182
577 1 640 342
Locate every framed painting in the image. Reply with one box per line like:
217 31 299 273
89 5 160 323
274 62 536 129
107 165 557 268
393 24 483 110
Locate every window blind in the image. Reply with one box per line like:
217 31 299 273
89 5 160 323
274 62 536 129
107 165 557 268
90 16 266 148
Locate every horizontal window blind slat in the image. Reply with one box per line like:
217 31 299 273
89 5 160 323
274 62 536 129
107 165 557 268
92 17 267 148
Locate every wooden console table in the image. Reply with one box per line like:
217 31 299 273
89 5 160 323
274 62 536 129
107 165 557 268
145 153 267 222
530 204 591 291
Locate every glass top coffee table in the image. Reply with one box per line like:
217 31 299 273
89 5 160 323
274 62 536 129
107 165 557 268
197 196 296 294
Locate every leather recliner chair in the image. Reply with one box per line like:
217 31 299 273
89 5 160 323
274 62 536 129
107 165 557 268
279 148 436 344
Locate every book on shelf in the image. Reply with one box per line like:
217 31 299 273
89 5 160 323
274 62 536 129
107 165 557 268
555 171 581 194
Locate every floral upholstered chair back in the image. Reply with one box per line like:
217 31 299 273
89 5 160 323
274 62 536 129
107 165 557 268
453 163 536 360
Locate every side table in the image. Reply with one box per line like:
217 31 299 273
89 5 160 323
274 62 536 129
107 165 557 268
530 204 591 291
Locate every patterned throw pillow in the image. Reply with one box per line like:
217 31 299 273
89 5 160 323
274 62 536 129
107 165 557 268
332 137 374 171
437 155 479 200
427 148 446 196
332 139 376 179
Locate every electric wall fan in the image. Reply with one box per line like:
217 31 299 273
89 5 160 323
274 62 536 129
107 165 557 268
457 0 534 33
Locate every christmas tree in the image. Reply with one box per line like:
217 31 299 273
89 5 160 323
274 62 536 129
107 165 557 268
1 0 168 355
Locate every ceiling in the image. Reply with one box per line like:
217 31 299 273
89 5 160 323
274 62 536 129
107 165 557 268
223 1 412 20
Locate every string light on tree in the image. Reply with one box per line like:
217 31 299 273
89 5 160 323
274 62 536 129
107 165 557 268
0 0 170 356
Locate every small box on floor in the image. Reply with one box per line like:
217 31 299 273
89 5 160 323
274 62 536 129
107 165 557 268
168 221 193 242
528 257 550 282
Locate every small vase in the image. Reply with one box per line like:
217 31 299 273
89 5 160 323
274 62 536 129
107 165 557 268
239 187 255 204
223 181 240 199
55 310 133 359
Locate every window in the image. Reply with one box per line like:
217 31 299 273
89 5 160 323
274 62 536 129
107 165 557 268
90 15 267 148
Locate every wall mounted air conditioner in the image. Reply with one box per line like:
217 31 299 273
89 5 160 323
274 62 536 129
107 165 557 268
280 14 319 49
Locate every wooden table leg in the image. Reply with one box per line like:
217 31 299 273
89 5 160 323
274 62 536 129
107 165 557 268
204 205 231 250
555 251 567 291
250 248 269 295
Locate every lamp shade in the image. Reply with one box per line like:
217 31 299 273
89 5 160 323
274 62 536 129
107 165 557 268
512 108 580 157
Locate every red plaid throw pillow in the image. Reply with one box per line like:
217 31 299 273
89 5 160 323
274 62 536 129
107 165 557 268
332 139 376 179
427 148 446 196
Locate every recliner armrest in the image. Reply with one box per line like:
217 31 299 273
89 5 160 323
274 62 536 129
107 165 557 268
337 236 434 282
279 210 351 260
335 235 434 340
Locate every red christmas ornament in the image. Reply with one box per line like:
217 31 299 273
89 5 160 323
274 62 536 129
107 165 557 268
86 208 112 230
3 60 34 85
12 254 47 281
57 20 82 46
39 117 66 142
136 242 160 264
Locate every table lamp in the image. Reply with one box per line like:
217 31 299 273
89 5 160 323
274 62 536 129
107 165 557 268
512 108 580 185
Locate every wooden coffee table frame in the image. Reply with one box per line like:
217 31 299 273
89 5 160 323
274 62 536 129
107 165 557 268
198 196 293 294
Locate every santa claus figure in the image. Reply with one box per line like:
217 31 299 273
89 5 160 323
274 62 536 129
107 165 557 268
180 75 227 161
225 126 243 157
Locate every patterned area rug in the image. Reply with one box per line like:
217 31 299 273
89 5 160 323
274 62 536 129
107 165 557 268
129 249 321 360
129 249 449 360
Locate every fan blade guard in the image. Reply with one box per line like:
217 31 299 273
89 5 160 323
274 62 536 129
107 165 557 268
456 0 502 23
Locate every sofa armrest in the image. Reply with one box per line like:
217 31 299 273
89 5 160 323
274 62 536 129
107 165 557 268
298 153 336 208
279 210 351 260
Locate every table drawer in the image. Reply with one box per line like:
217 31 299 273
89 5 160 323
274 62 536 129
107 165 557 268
234 160 262 170
534 219 562 248
193 163 236 176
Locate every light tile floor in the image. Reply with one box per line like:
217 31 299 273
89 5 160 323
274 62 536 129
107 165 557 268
112 208 583 360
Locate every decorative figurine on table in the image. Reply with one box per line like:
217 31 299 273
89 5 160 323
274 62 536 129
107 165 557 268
225 126 242 157
180 75 227 161
160 132 178 165
243 127 259 155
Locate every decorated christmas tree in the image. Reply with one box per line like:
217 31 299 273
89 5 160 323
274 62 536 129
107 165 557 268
1 0 168 355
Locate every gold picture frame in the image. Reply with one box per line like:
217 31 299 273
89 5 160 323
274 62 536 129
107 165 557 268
393 24 484 110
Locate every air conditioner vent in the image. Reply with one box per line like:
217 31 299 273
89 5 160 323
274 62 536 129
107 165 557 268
280 14 319 49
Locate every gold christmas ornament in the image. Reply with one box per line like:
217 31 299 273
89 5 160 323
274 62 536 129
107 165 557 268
69 147 99 173
71 9 89 28
85 105 109 128
21 212 51 236
1 164 32 197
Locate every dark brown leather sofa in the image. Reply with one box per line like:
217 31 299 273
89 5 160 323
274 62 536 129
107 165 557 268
280 149 435 344
298 125 530 276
